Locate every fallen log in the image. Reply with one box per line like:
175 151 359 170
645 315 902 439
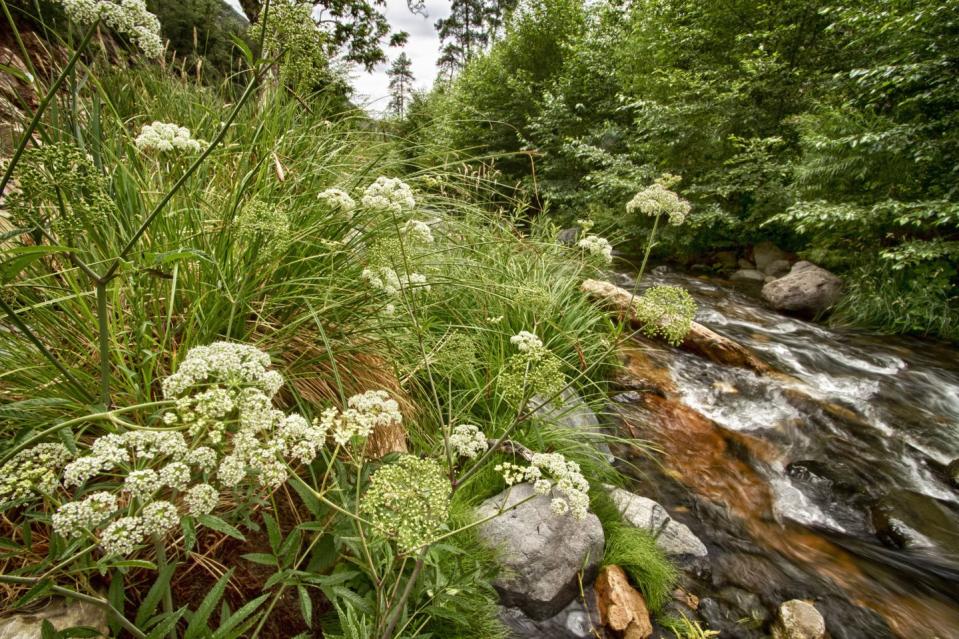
581 278 772 374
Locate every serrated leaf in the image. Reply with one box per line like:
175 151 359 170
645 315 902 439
135 562 177 627
144 609 186 639
240 553 276 566
263 512 281 553
184 569 232 639
298 586 312 628
197 514 245 541
210 593 268 639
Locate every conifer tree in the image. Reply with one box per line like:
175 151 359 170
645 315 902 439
387 52 415 117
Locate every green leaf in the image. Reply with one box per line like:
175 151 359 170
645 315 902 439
230 34 255 66
108 571 125 637
197 514 245 541
0 246 75 283
182 516 196 552
135 563 177 627
144 609 186 639
240 552 277 566
263 512 281 553
286 474 322 515
298 585 313 628
210 593 269 639
41 620 59 639
184 568 233 639
15 578 52 608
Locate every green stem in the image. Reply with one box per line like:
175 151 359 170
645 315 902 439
0 575 146 639
96 280 111 407
153 536 175 639
0 401 174 464
378 548 427 639
0 296 93 402
0 20 99 199
636 213 660 285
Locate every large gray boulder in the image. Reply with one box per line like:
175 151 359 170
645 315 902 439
557 227 579 245
0 598 108 638
607 486 708 567
772 600 826 639
762 261 842 315
753 241 788 273
478 483 605 620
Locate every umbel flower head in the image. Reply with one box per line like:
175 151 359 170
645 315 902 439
318 188 356 217
135 122 208 154
56 0 163 58
577 235 613 264
626 174 691 226
360 455 450 553
495 451 590 520
449 424 488 459
361 176 416 213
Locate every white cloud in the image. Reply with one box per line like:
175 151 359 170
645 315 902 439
225 0 444 115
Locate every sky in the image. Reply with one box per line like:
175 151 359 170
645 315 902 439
226 0 446 114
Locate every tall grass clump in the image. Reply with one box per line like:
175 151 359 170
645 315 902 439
0 3 646 637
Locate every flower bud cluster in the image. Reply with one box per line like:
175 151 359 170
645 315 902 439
500 332 567 406
360 455 450 553
402 219 434 245
0 444 73 506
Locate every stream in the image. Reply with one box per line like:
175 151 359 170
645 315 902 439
611 268 959 638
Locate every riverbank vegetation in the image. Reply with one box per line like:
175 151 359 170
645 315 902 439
403 0 959 341
0 1 680 636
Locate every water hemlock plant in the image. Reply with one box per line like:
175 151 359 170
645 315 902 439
0 5 660 637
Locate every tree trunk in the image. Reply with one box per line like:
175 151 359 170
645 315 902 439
239 0 260 23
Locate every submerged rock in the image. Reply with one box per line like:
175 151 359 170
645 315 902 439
606 486 708 567
761 262 842 316
499 587 598 638
478 483 605 620
948 458 959 489
731 269 766 283
595 565 653 639
771 600 825 639
0 598 108 638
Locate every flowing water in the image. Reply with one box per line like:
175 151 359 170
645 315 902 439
611 268 959 638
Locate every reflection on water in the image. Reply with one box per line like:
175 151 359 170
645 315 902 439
613 270 959 638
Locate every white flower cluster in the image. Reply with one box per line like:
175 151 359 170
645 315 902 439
321 390 403 446
51 492 117 537
0 443 73 506
361 266 431 313
626 179 691 226
510 331 543 353
361 176 415 213
577 235 613 264
495 452 590 519
449 424 488 459
403 219 434 245
135 121 207 154
57 0 163 58
318 188 356 217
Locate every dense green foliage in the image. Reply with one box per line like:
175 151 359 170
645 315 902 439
146 0 247 79
409 0 959 340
